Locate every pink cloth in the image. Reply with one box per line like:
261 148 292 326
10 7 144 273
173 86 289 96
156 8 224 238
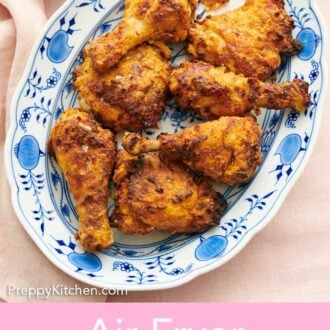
0 0 329 303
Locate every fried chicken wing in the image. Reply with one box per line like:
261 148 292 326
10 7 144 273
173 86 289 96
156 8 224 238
188 0 301 80
110 150 227 234
123 116 263 186
74 43 171 132
169 61 310 120
48 108 116 252
85 0 197 72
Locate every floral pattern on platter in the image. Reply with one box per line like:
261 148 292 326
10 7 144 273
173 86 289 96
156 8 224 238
195 192 276 261
19 97 53 132
40 12 79 63
271 133 310 183
25 68 62 99
113 255 193 284
53 236 103 277
5 0 326 289
113 261 157 284
14 136 54 235
76 0 106 13
287 0 321 61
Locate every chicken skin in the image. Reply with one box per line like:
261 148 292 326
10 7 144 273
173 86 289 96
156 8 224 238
48 108 116 252
85 0 197 72
74 43 171 132
110 150 227 234
169 61 310 120
122 116 263 186
188 0 301 80
202 0 229 10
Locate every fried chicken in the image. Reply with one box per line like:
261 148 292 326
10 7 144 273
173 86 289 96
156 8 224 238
122 116 263 186
74 43 171 132
188 0 301 80
110 150 227 234
85 0 197 72
48 108 116 252
169 61 310 120
202 0 229 10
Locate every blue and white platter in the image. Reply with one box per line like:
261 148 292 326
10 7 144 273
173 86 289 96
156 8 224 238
5 0 327 290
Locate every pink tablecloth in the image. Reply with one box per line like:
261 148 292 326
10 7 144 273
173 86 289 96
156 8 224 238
0 0 329 302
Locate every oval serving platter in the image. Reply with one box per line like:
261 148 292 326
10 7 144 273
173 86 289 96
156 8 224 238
5 0 327 290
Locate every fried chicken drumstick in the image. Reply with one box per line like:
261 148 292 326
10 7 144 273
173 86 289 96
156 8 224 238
48 109 116 252
188 0 301 80
110 150 227 234
85 0 197 72
123 116 263 186
74 43 171 132
169 61 310 120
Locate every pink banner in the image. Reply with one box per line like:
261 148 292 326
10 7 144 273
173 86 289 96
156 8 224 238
1 303 329 329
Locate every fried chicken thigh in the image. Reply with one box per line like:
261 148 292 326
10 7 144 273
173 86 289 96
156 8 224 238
48 109 116 252
123 116 263 186
188 0 301 80
85 0 197 72
169 61 310 120
110 150 227 234
74 43 171 132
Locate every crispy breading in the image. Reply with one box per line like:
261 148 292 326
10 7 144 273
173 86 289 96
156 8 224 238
110 150 227 234
202 0 229 10
122 116 263 186
48 108 116 252
74 43 171 132
169 61 310 120
188 0 301 80
85 0 198 72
